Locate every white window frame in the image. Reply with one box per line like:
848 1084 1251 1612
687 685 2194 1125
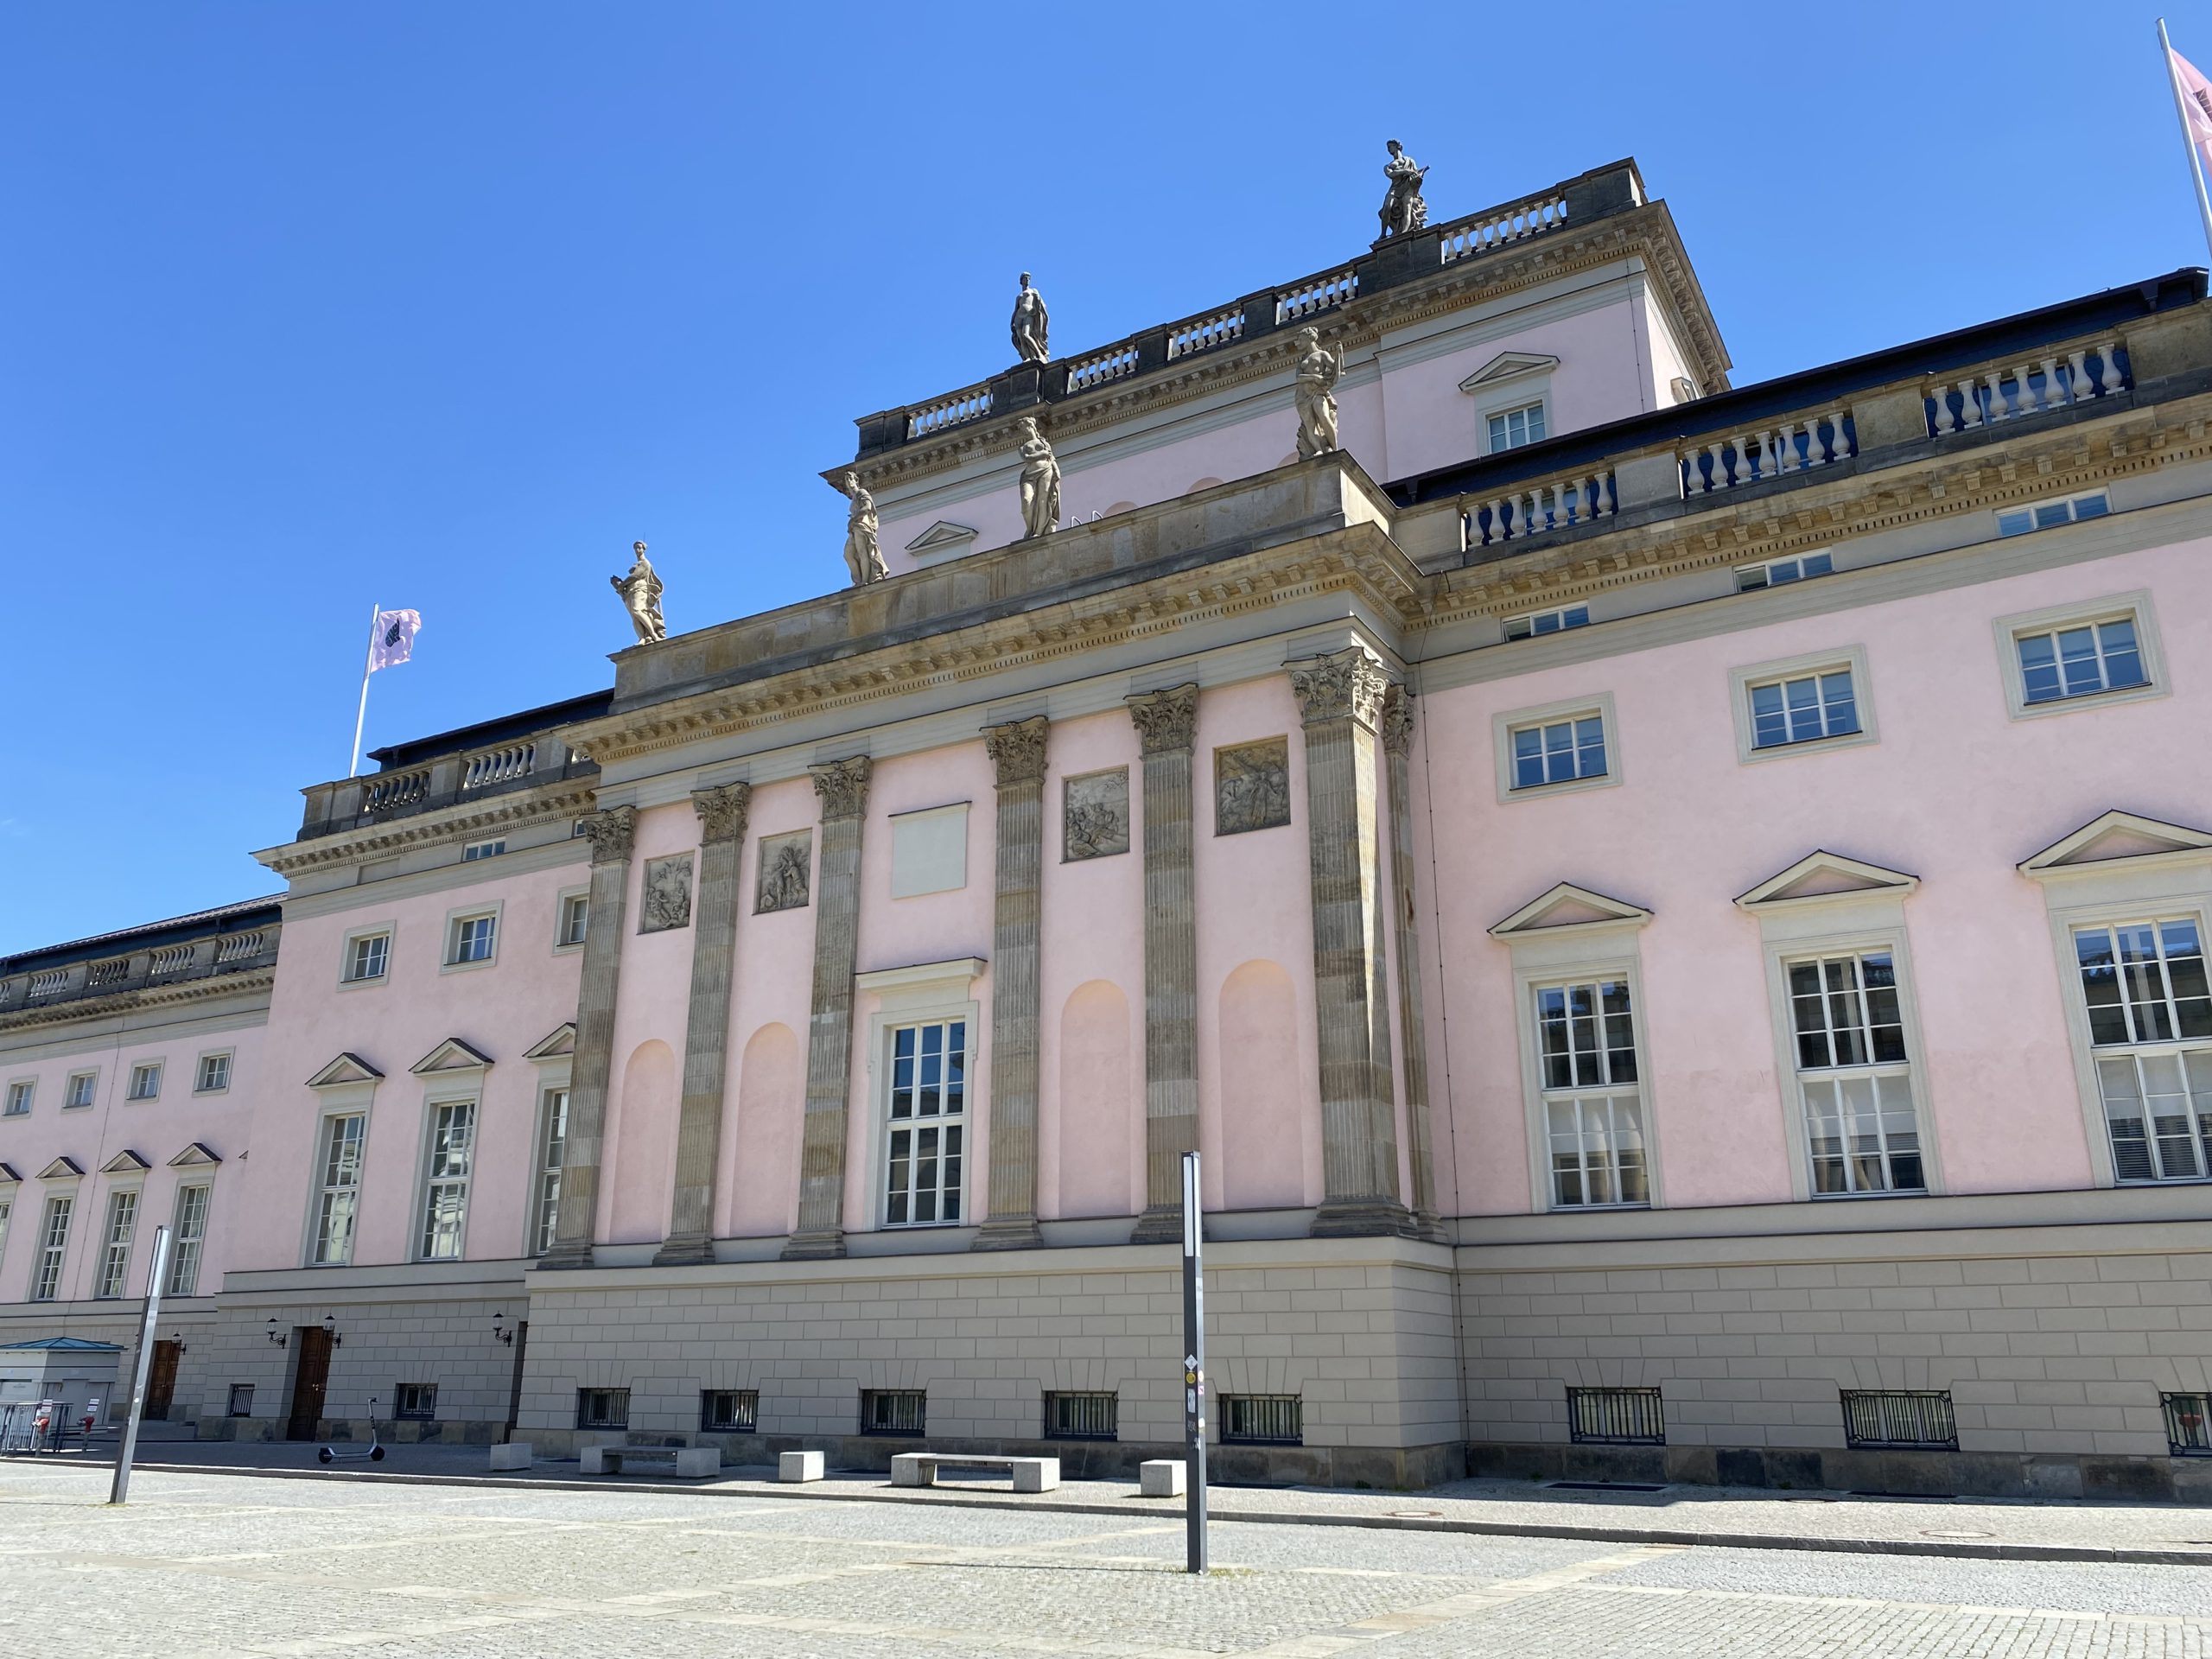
308 1109 370 1268
194 1050 232 1095
1491 691 1622 804
441 901 502 972
340 923 395 988
31 1192 75 1301
166 1181 211 1296
2060 905 2212 1186
1483 397 1549 455
857 962 983 1233
93 1185 140 1299
554 888 590 954
414 1091 477 1262
1991 589 2166 722
461 837 507 861
1528 972 1653 1210
1503 603 1590 641
126 1061 163 1103
62 1070 99 1111
0 1194 11 1272
1734 550 1834 591
1728 645 1878 766
1777 944 1929 1198
1994 487 2111 539
3 1079 29 1117
530 1083 570 1256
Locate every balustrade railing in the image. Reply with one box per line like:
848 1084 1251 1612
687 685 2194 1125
363 769 429 815
86 958 130 990
1063 343 1140 394
461 741 535 791
147 944 197 976
214 931 268 965
1681 413 1856 494
1437 191 1570 264
1925 342 2128 436
25 970 71 1000
1275 269 1357 324
1166 306 1244 360
1465 469 1618 547
906 383 994 440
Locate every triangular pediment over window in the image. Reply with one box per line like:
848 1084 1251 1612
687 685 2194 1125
1490 881 1652 938
2019 810 2212 875
38 1157 84 1181
99 1150 150 1175
305 1052 384 1089
1736 850 1919 911
410 1037 494 1075
0 1162 20 1185
168 1142 222 1169
1459 351 1560 393
905 520 978 554
522 1023 576 1061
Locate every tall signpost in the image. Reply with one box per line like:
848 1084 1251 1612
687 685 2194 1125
1180 1151 1208 1574
109 1225 171 1505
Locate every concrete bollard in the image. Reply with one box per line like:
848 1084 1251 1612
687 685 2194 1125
488 1442 533 1471
779 1449 824 1483
1140 1459 1186 1497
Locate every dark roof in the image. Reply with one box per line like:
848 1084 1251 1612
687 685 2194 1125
1 896 283 978
366 689 613 772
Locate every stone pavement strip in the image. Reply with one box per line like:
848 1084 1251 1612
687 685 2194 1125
3 1463 2212 1658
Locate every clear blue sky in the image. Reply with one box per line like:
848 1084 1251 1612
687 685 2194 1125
4 2 2208 955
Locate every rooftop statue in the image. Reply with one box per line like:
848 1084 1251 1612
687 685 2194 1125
611 540 666 645
839 472 888 585
1293 327 1345 460
1010 271 1050 365
1014 416 1061 540
1376 139 1428 244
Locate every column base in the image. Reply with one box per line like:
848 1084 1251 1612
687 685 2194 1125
1413 1207 1447 1244
650 1231 714 1267
535 1242 597 1270
1310 1198 1421 1239
1128 1205 1188 1246
779 1227 847 1261
970 1216 1043 1252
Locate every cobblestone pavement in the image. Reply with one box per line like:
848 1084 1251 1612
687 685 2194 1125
3 1464 2210 1657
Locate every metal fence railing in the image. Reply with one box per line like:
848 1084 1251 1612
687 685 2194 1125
1043 1391 1118 1440
700 1389 760 1433
861 1389 926 1436
1220 1394 1302 1446
1840 1389 1958 1449
1567 1386 1665 1445
2163 1391 2211 1456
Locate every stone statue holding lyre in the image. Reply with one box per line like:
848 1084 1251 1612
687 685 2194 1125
1293 327 1345 460
1376 139 1428 244
611 540 666 645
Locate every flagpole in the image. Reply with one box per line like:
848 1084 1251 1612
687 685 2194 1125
2159 18 2212 263
348 602 378 779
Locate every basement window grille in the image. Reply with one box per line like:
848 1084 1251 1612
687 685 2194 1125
1840 1389 1956 1450
2164 1392 2212 1456
1220 1394 1303 1446
861 1389 926 1437
575 1387 629 1430
1043 1391 1118 1440
227 1384 254 1418
392 1383 437 1421
1567 1386 1665 1445
701 1389 760 1433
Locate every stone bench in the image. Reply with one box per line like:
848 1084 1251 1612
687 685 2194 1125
579 1444 721 1478
779 1449 824 1483
488 1442 533 1472
889 1452 1058 1493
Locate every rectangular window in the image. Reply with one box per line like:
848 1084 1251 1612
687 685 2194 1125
345 932 390 982
1996 489 2110 537
228 1383 255 1418
1487 401 1547 452
31 1194 73 1301
418 1101 476 1260
1748 667 1859 750
127 1063 162 1102
1840 1389 1957 1449
1503 604 1589 641
2016 614 2147 705
3 1081 29 1116
532 1088 569 1256
448 913 497 965
558 894 589 948
2075 918 2212 1182
1536 978 1648 1208
166 1184 210 1296
195 1052 232 1094
0 1198 10 1270
1735 551 1834 591
313 1114 366 1266
64 1071 98 1110
2164 1391 2212 1456
576 1387 629 1429
701 1389 760 1433
1789 950 1923 1195
1510 713 1607 791
461 838 506 861
1220 1394 1303 1445
94 1188 138 1299
861 1389 926 1435
883 1020 967 1227
1567 1386 1665 1445
392 1383 437 1421
1044 1391 1119 1440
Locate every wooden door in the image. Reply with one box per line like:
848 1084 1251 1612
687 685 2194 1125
287 1326 332 1440
505 1321 529 1438
143 1341 181 1421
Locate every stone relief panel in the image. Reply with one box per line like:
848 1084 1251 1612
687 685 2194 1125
754 830 813 914
639 853 694 933
1063 767 1130 861
1215 739 1291 836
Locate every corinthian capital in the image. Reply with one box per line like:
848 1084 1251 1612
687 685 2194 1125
581 804 637 867
983 715 1049 787
692 782 753 845
809 755 874 820
1125 683 1199 756
1381 683 1415 756
1287 646 1389 731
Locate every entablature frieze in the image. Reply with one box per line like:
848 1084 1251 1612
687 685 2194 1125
255 781 600 879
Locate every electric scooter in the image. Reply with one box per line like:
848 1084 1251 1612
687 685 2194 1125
317 1395 386 1464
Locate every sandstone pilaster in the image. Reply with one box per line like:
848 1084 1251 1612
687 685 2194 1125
541 804 637 1269
1125 683 1200 1245
974 716 1048 1251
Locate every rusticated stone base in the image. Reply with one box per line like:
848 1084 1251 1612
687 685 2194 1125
535 1242 596 1270
779 1228 847 1261
1310 1198 1419 1238
650 1231 715 1268
1128 1206 1188 1246
971 1217 1045 1252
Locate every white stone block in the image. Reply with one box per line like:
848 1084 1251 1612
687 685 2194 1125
578 1444 611 1475
779 1449 824 1483
1011 1456 1059 1493
890 1452 931 1487
488 1442 533 1471
1140 1459 1185 1497
672 1446 721 1478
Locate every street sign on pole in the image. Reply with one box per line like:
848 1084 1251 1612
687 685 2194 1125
108 1225 171 1506
1180 1151 1208 1574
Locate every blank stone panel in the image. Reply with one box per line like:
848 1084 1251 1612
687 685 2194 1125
890 804 969 898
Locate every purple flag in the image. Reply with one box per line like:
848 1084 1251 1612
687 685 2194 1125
368 608 421 671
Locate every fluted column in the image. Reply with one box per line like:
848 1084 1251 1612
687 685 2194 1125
782 756 872 1261
541 805 637 1269
1126 683 1200 1245
653 783 752 1267
1382 687 1441 1239
1289 646 1412 1237
975 715 1049 1251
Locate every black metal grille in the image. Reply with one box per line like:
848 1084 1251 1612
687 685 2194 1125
227 1384 254 1418
1567 1386 1664 1445
575 1387 629 1430
861 1389 926 1436
2164 1392 2212 1456
1220 1394 1302 1445
701 1389 760 1433
392 1383 437 1421
1044 1391 1118 1440
1840 1389 1956 1449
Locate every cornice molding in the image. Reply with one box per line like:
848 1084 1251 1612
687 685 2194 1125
0 967 276 1039
257 784 598 878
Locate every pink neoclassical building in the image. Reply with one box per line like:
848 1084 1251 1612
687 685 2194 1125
6 155 2211 1497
